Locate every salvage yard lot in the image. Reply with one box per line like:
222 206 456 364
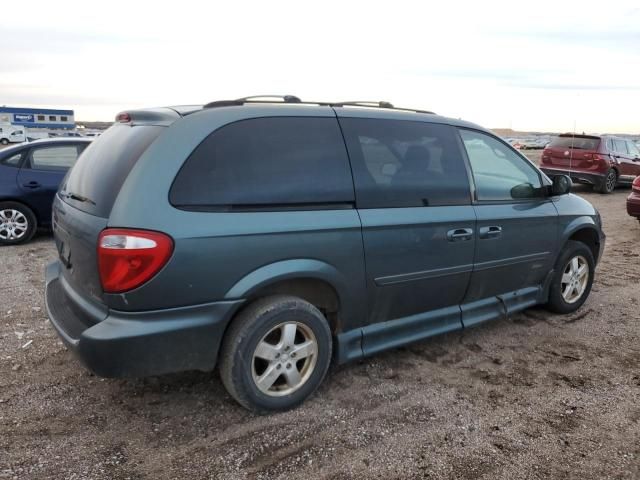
1 160 639 478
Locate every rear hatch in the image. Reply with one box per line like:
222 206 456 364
53 117 171 304
543 134 601 170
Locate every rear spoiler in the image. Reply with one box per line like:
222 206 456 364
557 133 601 140
115 105 202 126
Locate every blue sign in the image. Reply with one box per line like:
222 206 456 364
14 113 34 123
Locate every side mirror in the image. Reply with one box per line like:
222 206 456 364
551 175 572 196
511 183 536 199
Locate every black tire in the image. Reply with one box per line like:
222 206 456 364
0 201 37 246
219 295 332 413
0 139 8 145
546 240 595 314
599 168 617 194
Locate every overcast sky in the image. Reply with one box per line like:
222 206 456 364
1 1 639 133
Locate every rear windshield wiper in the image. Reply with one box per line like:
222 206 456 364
62 191 96 205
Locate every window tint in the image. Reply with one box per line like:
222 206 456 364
30 145 83 170
61 116 68 121
613 139 628 154
339 119 471 208
170 117 354 209
49 116 56 121
37 115 45 121
460 130 542 201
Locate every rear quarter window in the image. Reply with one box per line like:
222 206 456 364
170 117 354 210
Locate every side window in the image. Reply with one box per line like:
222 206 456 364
627 141 640 158
606 138 614 151
1 152 23 167
460 129 542 201
30 145 82 170
339 118 471 208
170 117 354 209
613 139 628 154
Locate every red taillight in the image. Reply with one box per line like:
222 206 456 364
98 229 173 293
541 148 551 163
633 176 640 192
116 112 131 123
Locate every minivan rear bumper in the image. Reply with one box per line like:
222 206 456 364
45 261 244 378
540 167 605 189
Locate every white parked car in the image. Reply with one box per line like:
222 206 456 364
0 125 26 145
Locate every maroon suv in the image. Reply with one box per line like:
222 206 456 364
540 134 640 193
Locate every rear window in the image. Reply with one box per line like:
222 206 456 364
170 117 354 210
61 124 163 217
548 136 600 150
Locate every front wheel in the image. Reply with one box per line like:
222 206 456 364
219 296 332 412
546 240 595 314
599 168 617 194
0 139 9 145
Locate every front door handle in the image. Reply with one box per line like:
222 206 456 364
479 225 502 239
22 181 41 189
447 228 473 242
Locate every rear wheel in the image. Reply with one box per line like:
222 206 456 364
599 168 617 194
0 202 37 246
546 240 595 314
219 295 332 413
0 139 8 145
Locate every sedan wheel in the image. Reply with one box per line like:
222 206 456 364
0 202 37 245
0 209 29 241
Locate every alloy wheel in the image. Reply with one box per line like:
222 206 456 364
251 321 318 397
606 171 616 192
561 255 589 304
0 209 29 241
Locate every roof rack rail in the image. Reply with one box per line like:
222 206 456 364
331 100 395 109
204 95 301 109
330 100 434 115
203 96 435 115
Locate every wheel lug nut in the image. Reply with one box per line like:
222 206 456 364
276 364 281 369
286 363 291 369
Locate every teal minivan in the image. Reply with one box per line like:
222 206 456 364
45 96 605 412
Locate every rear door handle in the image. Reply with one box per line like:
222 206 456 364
479 225 502 239
22 181 41 189
447 228 473 242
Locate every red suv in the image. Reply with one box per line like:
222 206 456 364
540 134 640 193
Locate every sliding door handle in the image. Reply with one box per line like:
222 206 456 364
447 228 473 242
479 226 502 239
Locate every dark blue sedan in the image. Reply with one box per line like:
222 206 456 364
0 138 92 245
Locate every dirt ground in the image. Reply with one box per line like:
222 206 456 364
1 151 639 479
